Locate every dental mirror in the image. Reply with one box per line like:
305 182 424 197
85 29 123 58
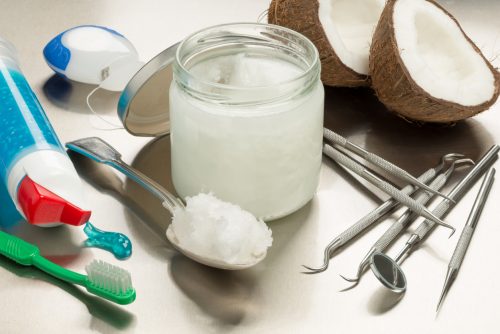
370 252 407 293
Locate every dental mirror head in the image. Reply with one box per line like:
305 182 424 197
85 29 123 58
43 25 144 92
370 252 407 293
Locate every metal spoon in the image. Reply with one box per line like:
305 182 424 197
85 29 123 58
66 137 265 270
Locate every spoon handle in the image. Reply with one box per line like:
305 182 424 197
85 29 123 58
111 158 184 213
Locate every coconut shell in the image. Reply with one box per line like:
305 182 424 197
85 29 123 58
370 0 500 123
268 0 370 87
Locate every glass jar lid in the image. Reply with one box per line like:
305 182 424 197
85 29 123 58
118 22 319 136
117 42 179 137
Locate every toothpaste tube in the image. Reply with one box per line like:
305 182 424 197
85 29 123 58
0 37 90 227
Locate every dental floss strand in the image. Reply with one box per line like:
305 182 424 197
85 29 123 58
86 84 124 131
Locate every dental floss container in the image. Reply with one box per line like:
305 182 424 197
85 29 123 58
43 25 144 91
0 37 91 227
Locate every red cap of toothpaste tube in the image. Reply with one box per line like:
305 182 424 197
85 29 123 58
17 176 91 226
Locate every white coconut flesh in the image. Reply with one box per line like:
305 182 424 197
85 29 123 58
318 0 386 75
394 0 496 107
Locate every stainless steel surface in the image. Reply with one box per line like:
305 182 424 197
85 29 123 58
436 168 496 312
0 0 499 333
323 127 454 202
323 144 455 232
66 137 184 213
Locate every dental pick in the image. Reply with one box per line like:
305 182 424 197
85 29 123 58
436 168 495 313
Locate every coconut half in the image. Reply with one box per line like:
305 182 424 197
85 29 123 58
370 0 500 123
269 0 385 87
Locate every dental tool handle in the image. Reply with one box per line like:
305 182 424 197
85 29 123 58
335 201 397 246
111 158 184 214
449 168 495 271
323 144 453 231
464 168 495 229
373 173 447 251
333 166 437 247
323 128 347 146
449 225 474 271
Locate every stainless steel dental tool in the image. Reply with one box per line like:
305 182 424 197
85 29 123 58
322 144 455 233
323 128 454 202
436 168 495 313
303 153 464 274
340 159 474 288
369 145 499 293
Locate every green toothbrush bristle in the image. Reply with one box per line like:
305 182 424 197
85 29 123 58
85 260 136 304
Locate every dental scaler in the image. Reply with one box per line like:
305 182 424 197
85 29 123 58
0 38 90 227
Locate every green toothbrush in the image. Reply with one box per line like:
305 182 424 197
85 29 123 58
0 230 136 305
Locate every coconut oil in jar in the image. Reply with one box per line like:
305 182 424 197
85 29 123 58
170 23 324 220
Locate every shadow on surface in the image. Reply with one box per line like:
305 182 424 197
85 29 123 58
0 256 135 331
324 86 494 177
125 135 177 236
170 254 257 326
367 286 404 315
261 198 315 271
43 74 118 115
4 223 83 266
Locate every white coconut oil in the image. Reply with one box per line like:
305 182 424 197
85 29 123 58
171 192 273 264
170 24 324 220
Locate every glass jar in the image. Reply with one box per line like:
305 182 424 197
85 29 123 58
170 23 324 220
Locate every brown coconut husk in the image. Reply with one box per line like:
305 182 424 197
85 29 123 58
370 0 500 123
268 0 370 87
